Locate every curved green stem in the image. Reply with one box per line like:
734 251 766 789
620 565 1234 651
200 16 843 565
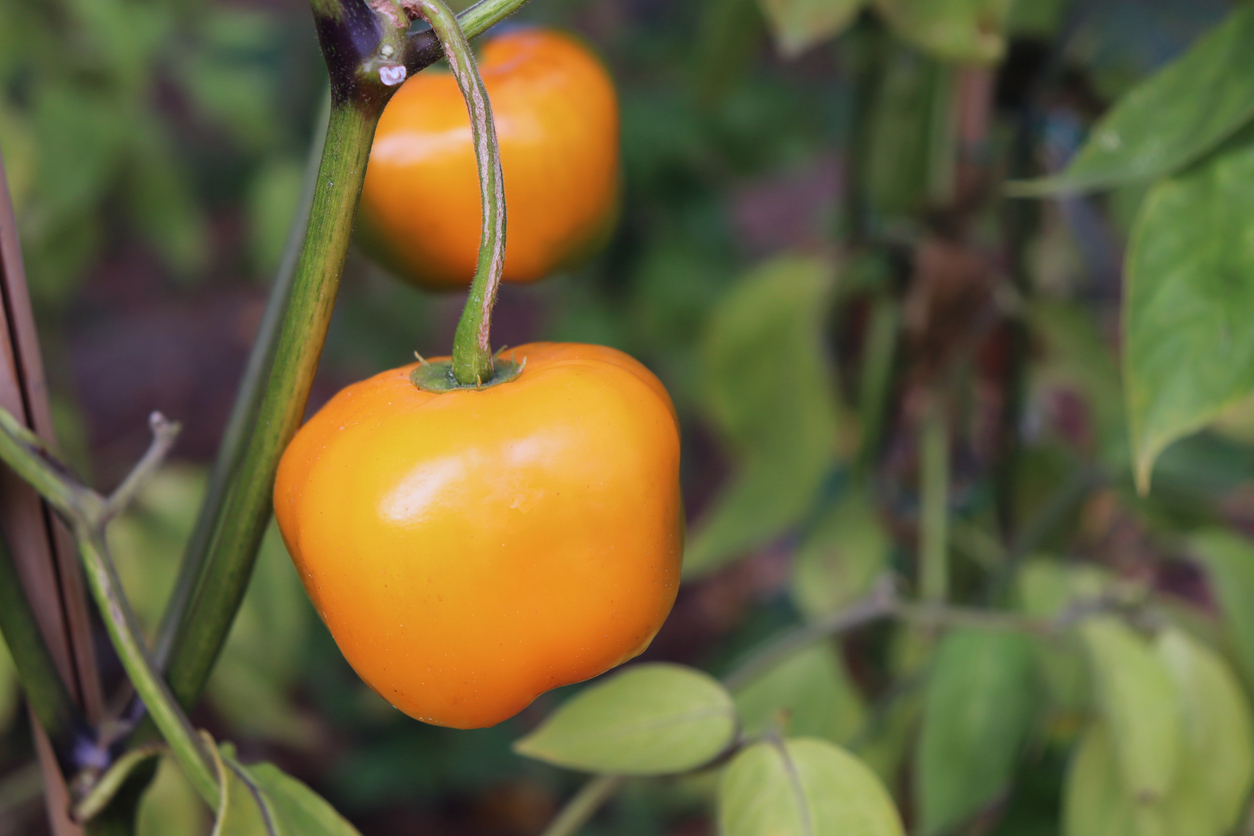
540 775 626 836
403 0 534 72
409 0 507 385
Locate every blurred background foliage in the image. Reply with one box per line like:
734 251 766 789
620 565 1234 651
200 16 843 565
5 0 1254 833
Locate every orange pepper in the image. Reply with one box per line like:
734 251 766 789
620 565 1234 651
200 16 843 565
358 29 620 289
274 343 682 728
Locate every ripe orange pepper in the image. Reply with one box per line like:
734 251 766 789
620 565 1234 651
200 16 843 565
273 343 682 728
358 29 620 290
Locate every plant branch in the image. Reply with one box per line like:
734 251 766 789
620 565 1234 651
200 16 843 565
0 409 219 807
101 413 180 524
406 0 507 385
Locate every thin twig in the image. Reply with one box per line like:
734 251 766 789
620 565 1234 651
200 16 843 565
101 413 181 523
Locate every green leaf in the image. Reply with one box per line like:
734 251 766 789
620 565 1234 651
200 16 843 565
1080 619 1181 802
1016 4 1254 194
872 0 1012 65
734 644 865 743
1062 723 1144 836
1156 628 1254 834
791 490 890 621
514 664 737 775
718 738 904 836
1122 133 1254 491
915 629 1037 834
1190 529 1254 692
1014 560 1103 715
758 0 864 58
685 256 840 577
138 756 211 836
212 743 362 836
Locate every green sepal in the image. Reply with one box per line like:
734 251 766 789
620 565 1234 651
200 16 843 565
409 357 525 393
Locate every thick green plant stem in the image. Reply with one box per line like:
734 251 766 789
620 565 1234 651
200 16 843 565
409 0 507 385
0 410 219 807
161 100 380 711
153 91 331 671
919 406 950 602
0 530 79 752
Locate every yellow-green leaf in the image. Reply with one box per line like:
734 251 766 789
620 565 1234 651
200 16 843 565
514 664 737 775
734 644 865 743
915 629 1037 835
1062 723 1144 836
719 738 904 836
211 742 361 836
1122 133 1254 491
1156 628 1254 834
686 257 840 577
791 490 889 620
1080 619 1181 802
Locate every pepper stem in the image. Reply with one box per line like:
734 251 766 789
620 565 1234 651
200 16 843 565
408 0 506 385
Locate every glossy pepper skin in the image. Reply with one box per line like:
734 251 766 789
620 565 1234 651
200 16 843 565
357 29 620 290
273 343 682 729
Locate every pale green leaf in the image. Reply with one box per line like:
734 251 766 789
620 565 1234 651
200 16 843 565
514 664 737 775
734 644 865 743
139 756 211 836
246 762 362 836
758 0 864 58
791 490 889 621
212 745 273 836
1080 619 1181 802
685 257 840 577
1123 134 1254 491
719 738 904 836
1062 723 1144 836
1156 628 1254 834
212 743 362 836
1016 4 1254 194
872 0 1012 65
1189 530 1254 693
915 629 1037 835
